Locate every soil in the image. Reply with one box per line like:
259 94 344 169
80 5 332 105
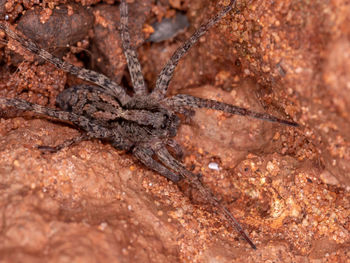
0 0 349 262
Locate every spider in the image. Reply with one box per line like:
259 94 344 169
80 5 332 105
0 0 298 250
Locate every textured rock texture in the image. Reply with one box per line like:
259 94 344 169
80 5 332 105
0 0 349 262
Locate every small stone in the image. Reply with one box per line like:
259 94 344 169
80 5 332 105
147 12 189 43
98 222 108 231
208 162 220 171
320 170 339 186
17 3 94 54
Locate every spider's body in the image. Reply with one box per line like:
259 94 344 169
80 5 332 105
0 0 298 250
56 85 180 142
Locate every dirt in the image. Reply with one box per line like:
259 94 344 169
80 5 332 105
0 0 349 262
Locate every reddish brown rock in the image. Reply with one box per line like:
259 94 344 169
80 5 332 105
17 3 94 53
0 0 349 262
91 1 152 84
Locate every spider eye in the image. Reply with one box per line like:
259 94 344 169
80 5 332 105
161 114 169 129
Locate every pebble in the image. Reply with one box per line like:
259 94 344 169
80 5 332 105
17 3 93 54
147 12 189 43
208 162 220 171
320 170 339 186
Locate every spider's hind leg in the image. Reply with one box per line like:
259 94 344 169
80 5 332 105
153 145 257 249
120 0 147 95
38 134 88 153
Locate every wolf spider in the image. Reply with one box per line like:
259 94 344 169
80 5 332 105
0 0 298 250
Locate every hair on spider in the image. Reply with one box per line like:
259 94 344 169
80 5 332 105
0 0 298 250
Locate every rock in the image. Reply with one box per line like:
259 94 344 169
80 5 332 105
320 170 340 186
1 0 350 262
17 4 94 55
147 12 189 43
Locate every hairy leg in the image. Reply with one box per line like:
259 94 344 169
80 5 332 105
153 145 257 249
151 0 236 99
120 0 147 95
0 23 131 105
0 97 89 123
165 94 298 126
38 134 89 153
0 97 126 143
167 139 184 159
133 145 181 182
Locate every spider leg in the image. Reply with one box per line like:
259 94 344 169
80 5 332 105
165 94 299 127
153 145 257 249
1 98 106 135
133 145 181 182
120 0 147 95
1 97 133 151
151 0 236 99
0 97 87 122
0 23 131 105
167 139 184 159
37 133 89 153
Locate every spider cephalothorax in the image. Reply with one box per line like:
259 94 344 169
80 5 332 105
0 0 298 249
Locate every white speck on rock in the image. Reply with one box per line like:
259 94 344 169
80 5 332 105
98 222 108 231
208 162 220 171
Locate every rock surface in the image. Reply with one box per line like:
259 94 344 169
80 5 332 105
0 0 349 262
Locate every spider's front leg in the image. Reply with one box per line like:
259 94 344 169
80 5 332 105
151 144 257 249
166 139 184 159
37 134 89 153
132 145 181 182
120 0 147 95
